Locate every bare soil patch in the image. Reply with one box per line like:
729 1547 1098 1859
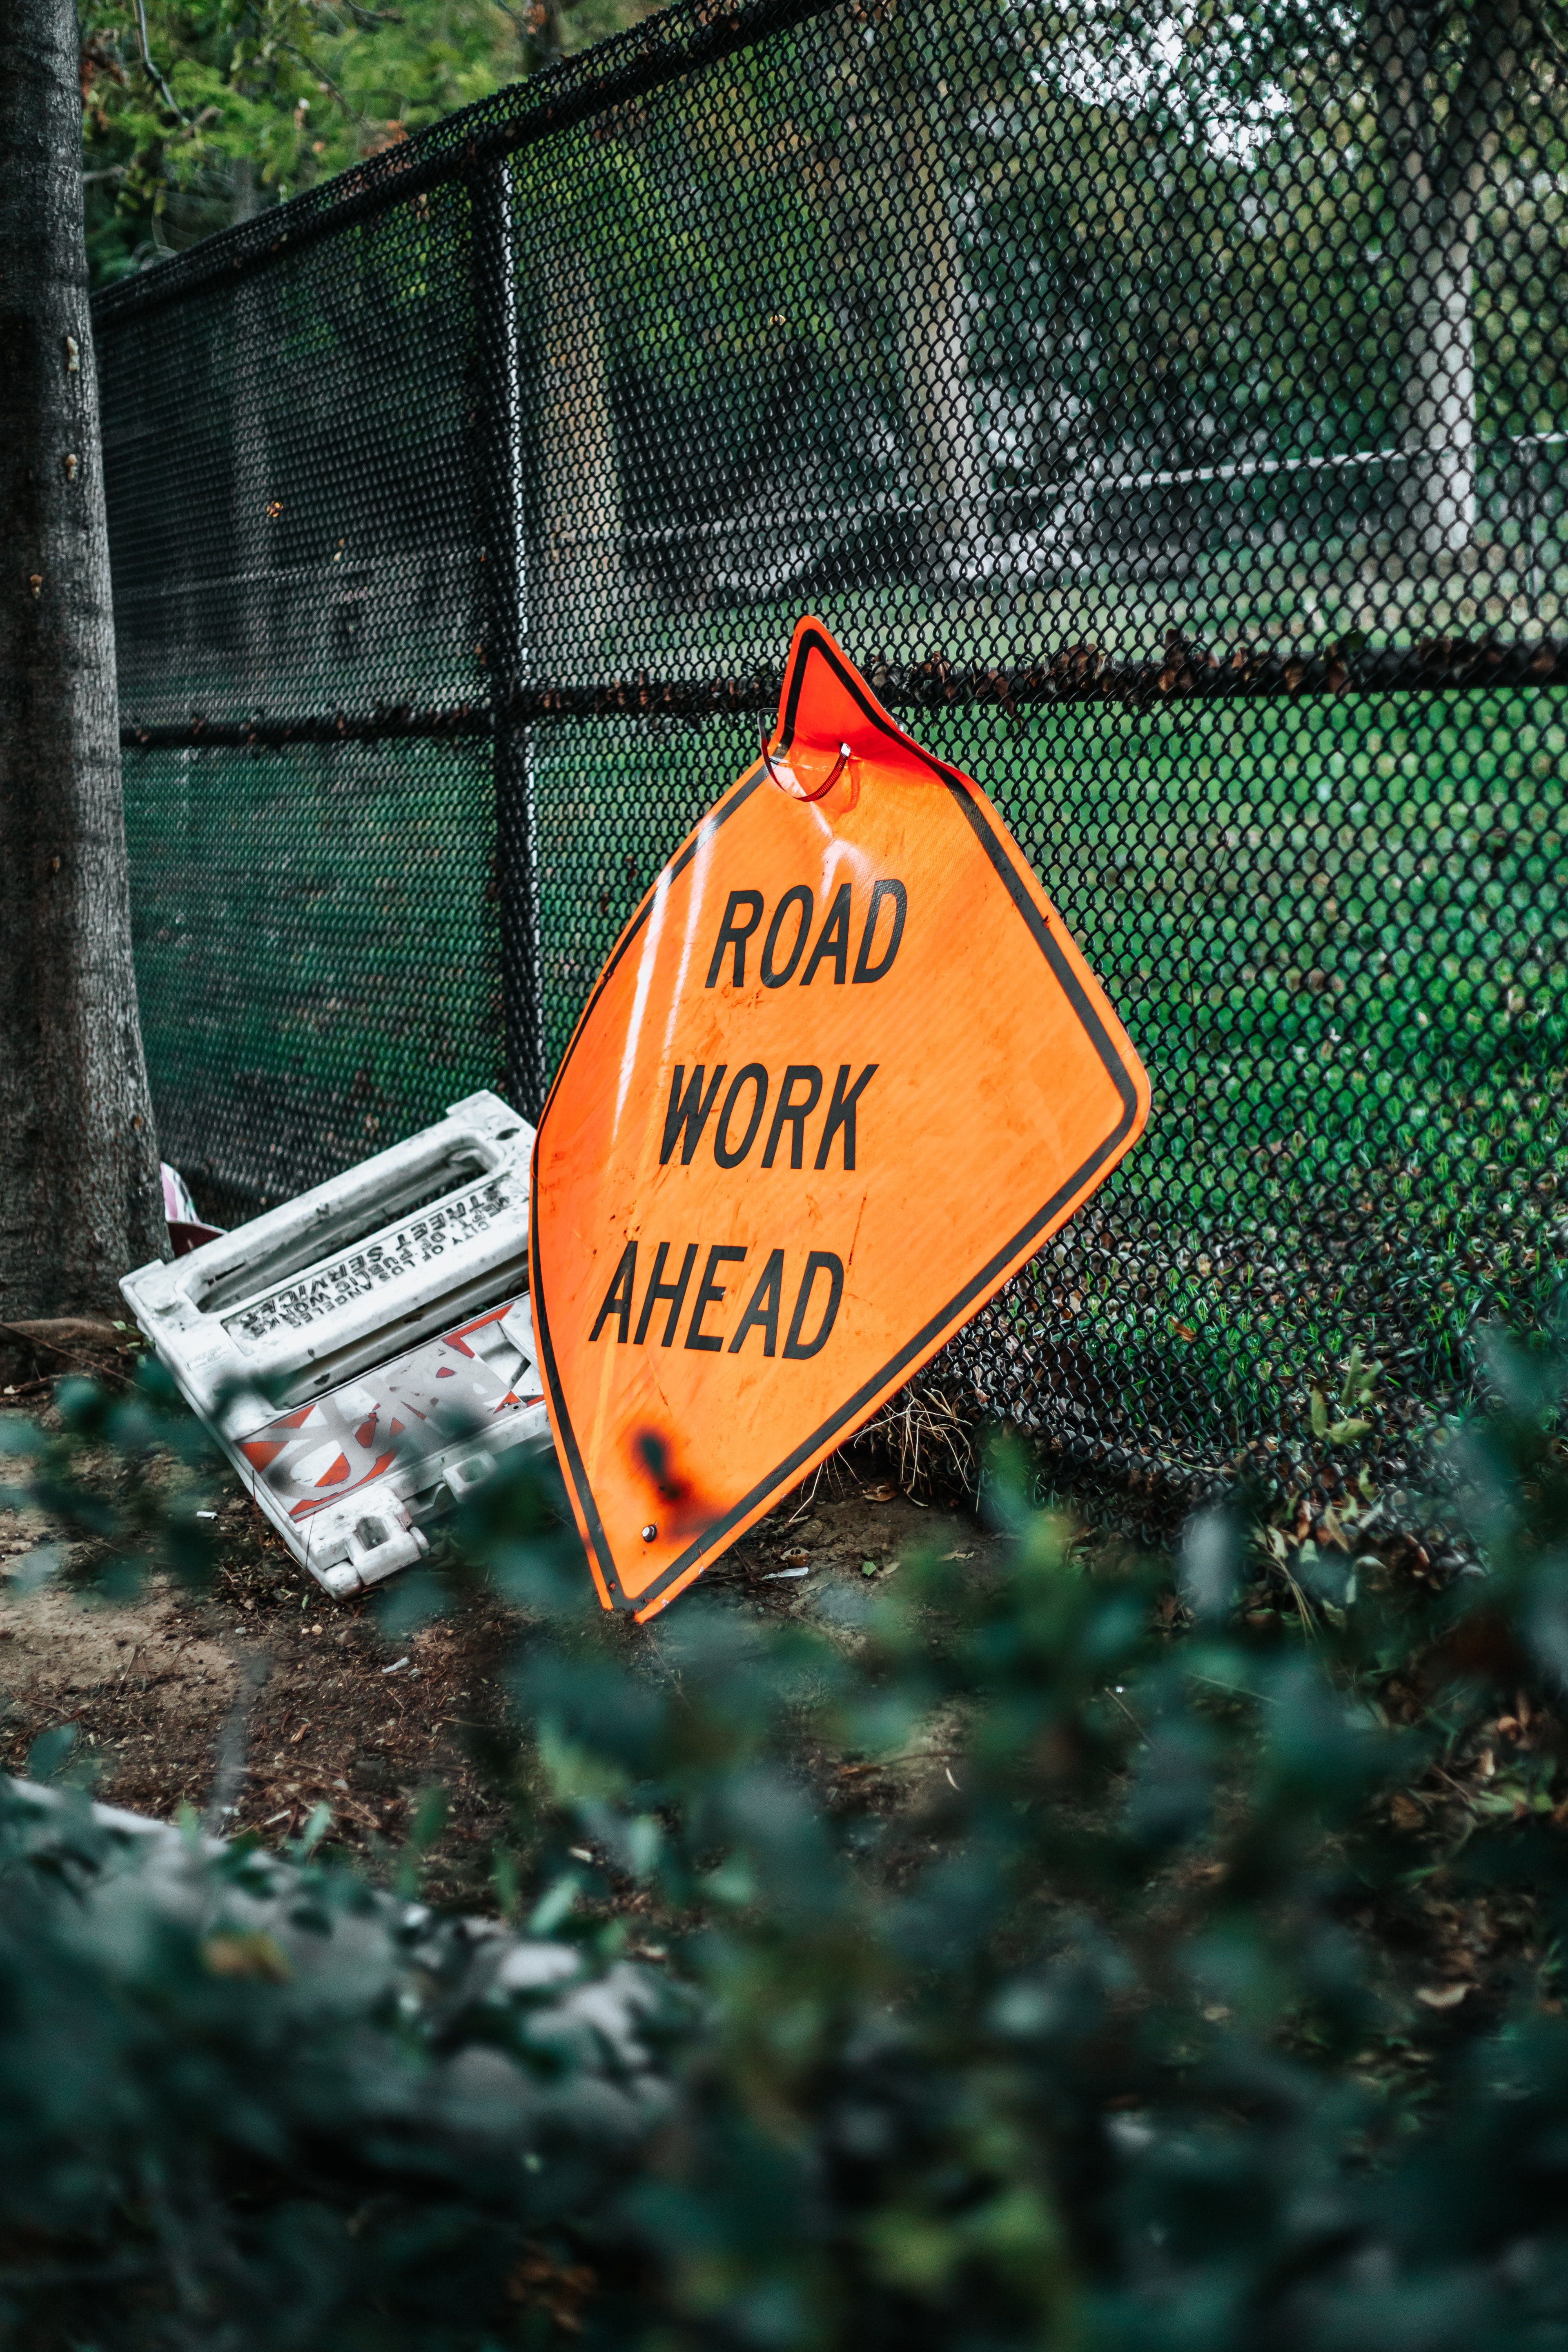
0 1384 991 1910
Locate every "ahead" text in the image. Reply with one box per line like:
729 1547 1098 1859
589 1242 845 1359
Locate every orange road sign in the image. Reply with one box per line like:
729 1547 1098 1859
530 618 1150 1619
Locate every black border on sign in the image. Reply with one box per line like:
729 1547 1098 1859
530 626 1144 1614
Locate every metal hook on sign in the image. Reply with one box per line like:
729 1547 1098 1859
759 721 849 804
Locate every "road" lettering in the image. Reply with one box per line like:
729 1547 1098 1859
705 880 906 989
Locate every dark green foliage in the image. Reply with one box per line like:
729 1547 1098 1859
7 1323 1568 2343
0 1770 684 2345
78 0 665 285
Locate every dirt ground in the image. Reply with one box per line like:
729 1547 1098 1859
0 1385 991 1911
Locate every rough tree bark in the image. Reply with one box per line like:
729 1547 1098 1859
1368 0 1523 557
0 0 167 1316
537 246 622 675
832 7 987 574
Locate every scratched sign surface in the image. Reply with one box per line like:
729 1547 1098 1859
224 1179 515 1345
531 619 1150 1620
238 1296 541 1526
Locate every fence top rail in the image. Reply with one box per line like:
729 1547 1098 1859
115 631 1568 752
90 0 837 331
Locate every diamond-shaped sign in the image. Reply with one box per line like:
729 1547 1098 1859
530 619 1149 1618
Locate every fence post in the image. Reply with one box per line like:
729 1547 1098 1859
472 159 546 1123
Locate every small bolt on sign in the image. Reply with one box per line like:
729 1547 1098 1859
531 618 1150 1619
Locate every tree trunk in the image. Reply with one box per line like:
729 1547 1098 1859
886 104 985 568
833 10 986 574
1369 0 1483 557
0 0 167 1316
536 246 621 675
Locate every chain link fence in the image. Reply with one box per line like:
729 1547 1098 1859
96 0 1568 1507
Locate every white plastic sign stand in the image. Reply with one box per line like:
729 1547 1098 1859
121 1091 551 1595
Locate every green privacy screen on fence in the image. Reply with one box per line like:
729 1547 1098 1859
95 0 1568 1506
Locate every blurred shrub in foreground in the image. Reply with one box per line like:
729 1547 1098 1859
3 1324 1568 2346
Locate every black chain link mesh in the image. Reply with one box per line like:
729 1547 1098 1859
96 0 1568 1501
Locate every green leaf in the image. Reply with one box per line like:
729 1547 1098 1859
296 1801 333 1856
25 1723 77 1784
1310 1387 1329 1437
528 1873 580 1936
12 1543 64 1594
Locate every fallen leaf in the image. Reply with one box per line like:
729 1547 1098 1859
1472 1783 1532 1819
1415 1982 1469 2010
202 1932 292 1984
1389 1791 1424 1831
864 1483 897 1503
1169 1321 1197 1343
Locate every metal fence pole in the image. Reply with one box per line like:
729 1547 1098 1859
472 159 546 1123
